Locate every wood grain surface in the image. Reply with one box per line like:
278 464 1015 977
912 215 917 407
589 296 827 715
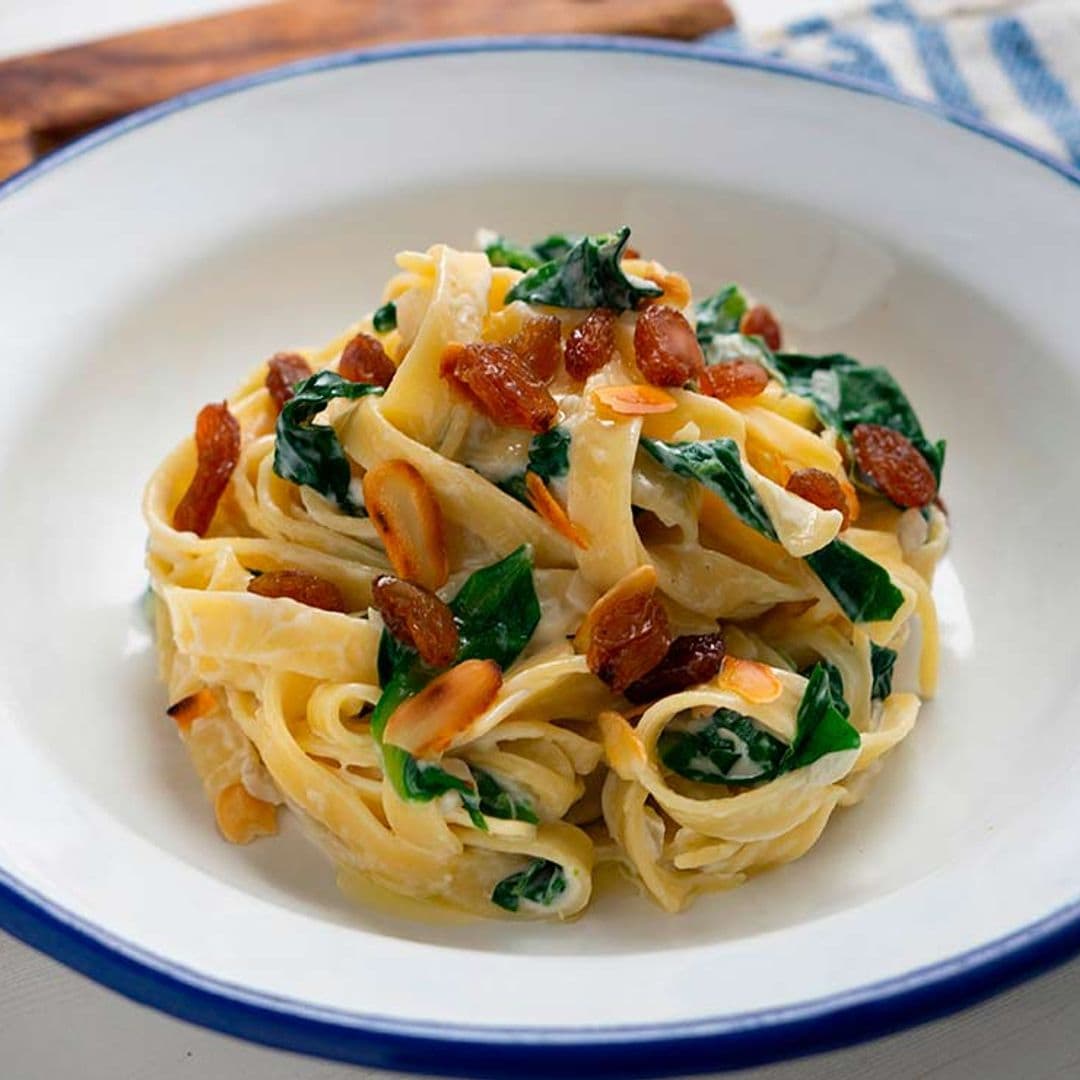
0 0 733 182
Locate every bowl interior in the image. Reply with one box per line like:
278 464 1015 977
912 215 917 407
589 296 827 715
0 46 1078 1031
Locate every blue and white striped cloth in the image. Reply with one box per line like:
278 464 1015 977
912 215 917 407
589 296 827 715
701 0 1080 170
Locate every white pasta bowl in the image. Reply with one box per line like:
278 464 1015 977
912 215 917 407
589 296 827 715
0 37 1078 1077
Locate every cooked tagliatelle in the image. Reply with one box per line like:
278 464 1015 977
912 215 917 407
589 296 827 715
144 227 949 920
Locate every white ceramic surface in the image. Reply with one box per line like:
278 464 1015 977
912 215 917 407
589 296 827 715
0 39 1078 1072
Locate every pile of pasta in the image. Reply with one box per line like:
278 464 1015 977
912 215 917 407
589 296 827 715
144 228 947 920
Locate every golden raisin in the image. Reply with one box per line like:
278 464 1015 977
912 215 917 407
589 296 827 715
623 631 725 704
579 569 673 693
172 402 241 536
785 467 852 528
589 592 671 693
633 306 705 386
565 309 617 381
509 314 562 382
440 343 557 433
851 424 937 508
700 360 769 401
372 574 459 668
340 332 396 388
740 305 783 351
247 570 348 612
265 352 312 413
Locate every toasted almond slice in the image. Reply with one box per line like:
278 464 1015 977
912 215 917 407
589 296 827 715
715 655 783 704
593 385 677 418
598 710 648 780
166 688 217 732
839 475 861 525
623 261 692 309
384 659 502 759
214 782 278 844
574 565 659 654
363 459 449 590
525 471 589 550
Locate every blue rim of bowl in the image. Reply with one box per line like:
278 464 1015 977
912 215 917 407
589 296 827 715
1 34 1079 1078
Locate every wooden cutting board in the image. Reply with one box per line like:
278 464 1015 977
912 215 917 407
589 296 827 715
0 0 733 183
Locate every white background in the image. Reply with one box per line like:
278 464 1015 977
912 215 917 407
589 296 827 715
3 1 1080 1077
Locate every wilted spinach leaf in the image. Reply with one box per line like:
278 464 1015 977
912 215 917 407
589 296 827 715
491 858 567 912
870 642 897 701
372 301 397 334
273 371 383 514
449 545 542 668
782 663 862 772
641 435 902 625
373 547 542 804
773 353 944 485
504 227 660 311
810 661 851 720
805 540 905 623
658 707 786 786
483 235 544 272
483 231 585 272
640 437 777 540
497 426 571 504
694 284 748 345
660 662 860 787
473 769 539 824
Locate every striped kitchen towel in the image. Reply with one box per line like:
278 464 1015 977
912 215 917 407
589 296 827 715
701 0 1080 169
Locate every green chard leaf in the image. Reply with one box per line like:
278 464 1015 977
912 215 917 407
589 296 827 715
782 663 862 772
773 353 944 486
694 285 748 344
658 707 786 786
491 858 567 912
805 540 905 623
504 227 661 312
372 547 542 805
640 437 777 540
870 642 898 701
372 301 397 334
496 426 571 505
473 769 539 824
273 371 383 514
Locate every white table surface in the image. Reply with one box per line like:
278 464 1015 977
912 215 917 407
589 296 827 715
3 2 1080 1077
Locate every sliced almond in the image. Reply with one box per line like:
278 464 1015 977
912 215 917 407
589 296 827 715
715 655 783 704
624 261 692 309
525 471 589 550
839 475 861 525
598 710 648 780
166 688 216 732
574 565 659 654
383 659 502 759
593 385 677 418
214 782 278 844
362 459 449 590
